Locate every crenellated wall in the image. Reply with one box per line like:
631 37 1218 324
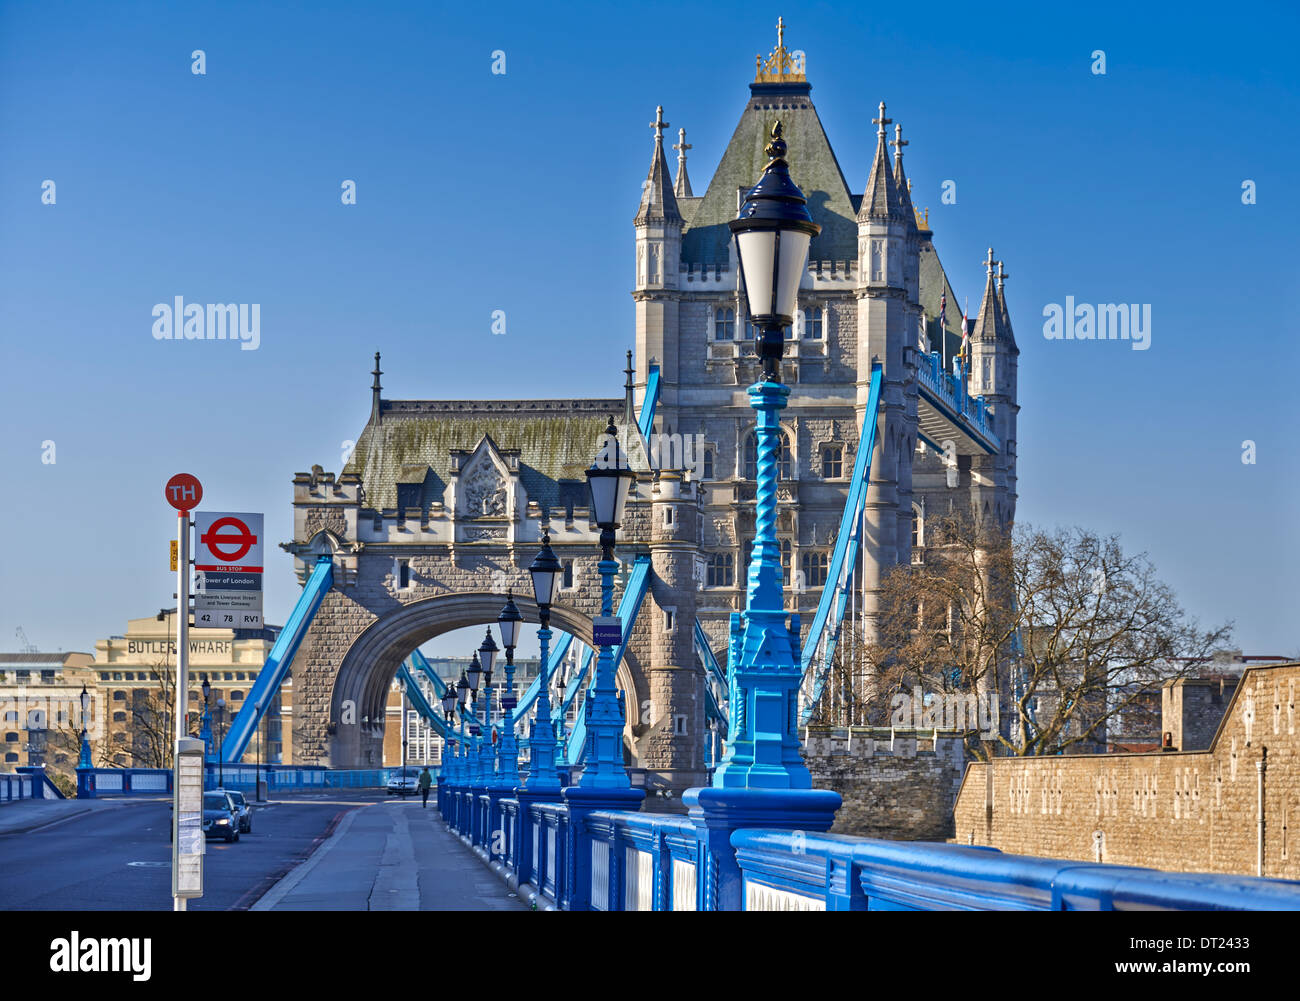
951 663 1300 879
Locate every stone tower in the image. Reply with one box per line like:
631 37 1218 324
634 106 683 415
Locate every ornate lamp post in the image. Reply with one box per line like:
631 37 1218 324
495 591 523 788
439 682 457 817
522 534 563 793
77 684 92 769
683 120 841 910
200 675 214 765
553 655 569 785
215 697 227 787
477 628 498 779
576 419 637 790
455 670 470 831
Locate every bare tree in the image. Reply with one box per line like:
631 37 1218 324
827 513 1231 759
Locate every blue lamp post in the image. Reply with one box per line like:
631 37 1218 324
522 534 563 794
439 682 457 817
683 120 841 910
477 629 498 779
553 655 569 786
455 669 471 832
495 592 523 788
200 675 214 764
574 418 637 791
77 684 92 769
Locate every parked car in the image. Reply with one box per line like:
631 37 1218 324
386 766 423 797
215 788 253 833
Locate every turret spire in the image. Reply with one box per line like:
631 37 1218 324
972 248 1014 348
673 127 694 198
370 351 383 424
892 122 918 232
635 106 682 225
859 102 905 220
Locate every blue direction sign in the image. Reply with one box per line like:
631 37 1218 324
593 615 621 647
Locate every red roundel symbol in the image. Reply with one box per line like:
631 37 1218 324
200 517 257 563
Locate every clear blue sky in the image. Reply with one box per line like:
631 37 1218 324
2 0 1297 659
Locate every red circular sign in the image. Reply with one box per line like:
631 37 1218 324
200 517 257 563
164 473 203 512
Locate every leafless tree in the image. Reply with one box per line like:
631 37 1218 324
824 513 1232 759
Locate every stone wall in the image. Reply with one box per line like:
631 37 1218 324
951 663 1300 879
802 729 967 840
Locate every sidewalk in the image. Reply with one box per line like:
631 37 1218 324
252 799 526 911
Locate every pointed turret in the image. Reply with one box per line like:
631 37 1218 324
891 122 918 233
635 106 682 225
370 351 383 425
996 260 1018 352
971 248 1001 343
672 128 694 199
858 102 905 220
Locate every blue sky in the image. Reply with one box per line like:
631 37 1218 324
2 0 1297 659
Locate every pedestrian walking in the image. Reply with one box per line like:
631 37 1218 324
418 766 433 808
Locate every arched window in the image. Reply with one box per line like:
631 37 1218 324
713 307 735 340
912 503 924 548
743 430 793 480
802 306 824 339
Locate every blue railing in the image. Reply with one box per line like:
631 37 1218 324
442 779 1300 911
75 765 388 798
0 772 37 803
915 350 998 446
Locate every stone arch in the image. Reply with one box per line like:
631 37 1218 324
327 591 646 768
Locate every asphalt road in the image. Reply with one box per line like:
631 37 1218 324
0 791 386 911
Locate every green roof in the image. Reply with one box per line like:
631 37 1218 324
681 83 857 266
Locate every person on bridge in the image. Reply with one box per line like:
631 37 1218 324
418 767 433 808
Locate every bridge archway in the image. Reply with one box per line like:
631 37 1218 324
327 591 644 768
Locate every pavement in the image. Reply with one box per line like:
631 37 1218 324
253 797 527 911
0 797 114 835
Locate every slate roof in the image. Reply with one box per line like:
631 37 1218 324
343 400 623 513
681 81 857 265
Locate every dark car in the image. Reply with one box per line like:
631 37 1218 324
214 788 253 833
202 790 240 842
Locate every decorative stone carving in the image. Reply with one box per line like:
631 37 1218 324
463 527 506 541
303 506 347 541
461 461 507 517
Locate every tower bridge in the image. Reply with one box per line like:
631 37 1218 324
221 25 1016 796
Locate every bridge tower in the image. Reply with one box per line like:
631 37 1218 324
643 467 706 789
855 103 921 650
634 105 683 422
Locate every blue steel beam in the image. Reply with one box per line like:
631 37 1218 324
798 364 883 725
565 555 652 765
396 661 463 744
222 557 333 763
638 364 660 441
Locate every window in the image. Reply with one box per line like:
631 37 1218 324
395 558 411 589
663 507 673 526
911 504 924 548
562 560 574 589
821 445 843 479
113 691 126 702
396 483 422 511
113 711 126 723
99 672 109 681
743 431 793 480
232 691 244 700
744 317 757 340
801 551 829 588
113 673 122 681
663 608 676 633
4 733 16 742
702 448 714 480
16 670 30 682
2 711 15 723
41 669 55 683
237 673 246 681
4 753 16 763
224 672 233 682
802 305 824 339
706 553 734 588
673 714 688 735
713 307 735 340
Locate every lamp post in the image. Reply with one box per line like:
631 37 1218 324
455 670 470 832
495 591 523 788
200 676 213 765
439 681 457 817
553 655 569 785
399 679 408 797
477 628 498 782
77 684 92 769
522 534 562 794
576 416 637 790
215 697 226 787
683 120 841 911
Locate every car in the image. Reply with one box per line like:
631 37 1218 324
215 788 253 833
201 790 240 842
386 766 424 797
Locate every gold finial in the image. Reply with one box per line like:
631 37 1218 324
755 15 806 83
763 120 788 161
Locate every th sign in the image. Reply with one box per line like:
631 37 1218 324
193 512 264 573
